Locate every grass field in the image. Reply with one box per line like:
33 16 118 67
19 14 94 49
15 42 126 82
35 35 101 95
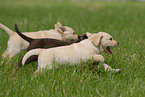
0 0 145 97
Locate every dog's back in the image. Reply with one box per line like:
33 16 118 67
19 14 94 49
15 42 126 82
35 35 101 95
28 38 80 50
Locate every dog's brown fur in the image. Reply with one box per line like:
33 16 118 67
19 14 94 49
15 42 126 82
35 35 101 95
15 24 88 67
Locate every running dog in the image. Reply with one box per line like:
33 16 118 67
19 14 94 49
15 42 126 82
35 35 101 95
0 22 78 59
14 24 87 67
22 32 120 75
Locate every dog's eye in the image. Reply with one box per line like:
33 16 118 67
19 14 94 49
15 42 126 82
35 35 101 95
59 27 65 32
109 38 112 40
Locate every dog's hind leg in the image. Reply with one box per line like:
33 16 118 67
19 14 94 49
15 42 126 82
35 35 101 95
1 49 10 64
1 48 21 65
33 69 39 77
1 48 16 59
2 49 8 58
7 50 20 59
17 55 38 67
33 64 53 76
1 49 16 61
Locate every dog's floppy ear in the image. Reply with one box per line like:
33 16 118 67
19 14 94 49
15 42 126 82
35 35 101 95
86 32 93 37
57 22 62 28
90 34 103 47
55 22 65 34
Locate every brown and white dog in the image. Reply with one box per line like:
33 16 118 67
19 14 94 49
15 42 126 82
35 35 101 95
0 22 78 59
22 32 120 75
14 24 88 67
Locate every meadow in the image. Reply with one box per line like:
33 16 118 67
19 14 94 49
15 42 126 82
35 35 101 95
0 0 145 96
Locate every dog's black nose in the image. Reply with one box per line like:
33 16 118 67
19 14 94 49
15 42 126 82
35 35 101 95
117 42 119 45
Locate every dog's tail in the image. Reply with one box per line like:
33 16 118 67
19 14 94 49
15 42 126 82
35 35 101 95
15 24 33 43
22 49 42 65
0 23 14 36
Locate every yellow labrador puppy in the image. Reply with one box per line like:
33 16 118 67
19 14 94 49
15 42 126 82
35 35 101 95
0 22 78 59
22 32 120 74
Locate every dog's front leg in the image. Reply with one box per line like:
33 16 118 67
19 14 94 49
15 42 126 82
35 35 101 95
92 55 120 72
92 54 104 68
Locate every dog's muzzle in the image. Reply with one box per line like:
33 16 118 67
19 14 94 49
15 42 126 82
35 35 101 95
105 42 119 54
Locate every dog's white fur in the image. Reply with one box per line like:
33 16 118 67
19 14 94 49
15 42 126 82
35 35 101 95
0 22 78 59
22 32 120 74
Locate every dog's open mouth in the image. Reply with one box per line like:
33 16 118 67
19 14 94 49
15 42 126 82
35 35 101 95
105 46 112 54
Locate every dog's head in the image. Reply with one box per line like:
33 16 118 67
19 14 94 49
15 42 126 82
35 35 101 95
87 32 119 54
55 22 78 41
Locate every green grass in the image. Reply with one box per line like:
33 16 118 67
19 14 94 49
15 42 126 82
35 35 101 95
0 0 145 97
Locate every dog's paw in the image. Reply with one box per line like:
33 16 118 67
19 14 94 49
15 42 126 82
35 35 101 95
112 68 121 73
114 68 120 72
105 67 121 73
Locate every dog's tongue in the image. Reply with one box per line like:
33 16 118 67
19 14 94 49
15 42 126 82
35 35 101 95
105 47 112 54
